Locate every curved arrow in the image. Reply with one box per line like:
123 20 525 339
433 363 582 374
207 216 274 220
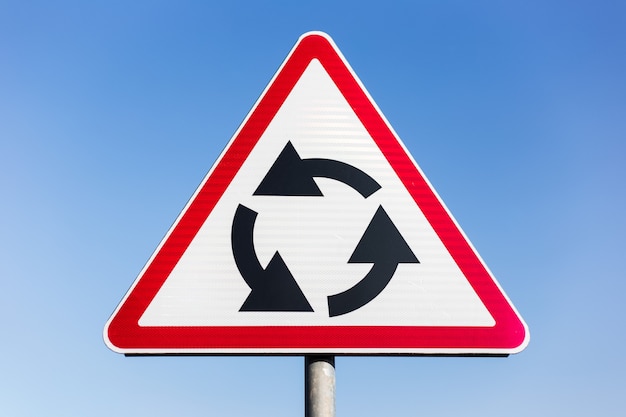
231 204 313 312
327 206 419 317
254 141 381 198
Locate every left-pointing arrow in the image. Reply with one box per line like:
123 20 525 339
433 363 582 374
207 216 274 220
231 204 314 312
254 141 381 198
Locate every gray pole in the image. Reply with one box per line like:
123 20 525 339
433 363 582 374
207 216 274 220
305 355 336 417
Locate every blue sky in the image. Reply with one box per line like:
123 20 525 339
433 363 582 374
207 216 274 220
1 1 625 415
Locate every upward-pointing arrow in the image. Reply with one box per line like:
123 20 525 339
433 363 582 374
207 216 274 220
327 205 419 317
254 141 381 198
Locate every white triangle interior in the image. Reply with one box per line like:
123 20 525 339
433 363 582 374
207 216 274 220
139 59 495 327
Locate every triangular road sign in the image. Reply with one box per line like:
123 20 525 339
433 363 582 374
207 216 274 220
104 32 529 355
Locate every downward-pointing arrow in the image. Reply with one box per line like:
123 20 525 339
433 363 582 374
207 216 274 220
254 141 381 198
232 204 313 312
327 205 419 317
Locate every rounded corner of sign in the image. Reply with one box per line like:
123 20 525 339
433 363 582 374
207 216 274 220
509 309 530 353
512 324 531 354
299 31 332 42
105 342 126 355
297 31 337 50
497 320 530 355
102 320 126 355
102 333 122 354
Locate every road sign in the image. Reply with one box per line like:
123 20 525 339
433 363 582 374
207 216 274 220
104 32 529 355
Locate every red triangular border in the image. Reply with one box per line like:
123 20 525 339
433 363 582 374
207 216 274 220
105 32 528 354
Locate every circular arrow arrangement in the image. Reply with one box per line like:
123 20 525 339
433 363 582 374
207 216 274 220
231 141 419 317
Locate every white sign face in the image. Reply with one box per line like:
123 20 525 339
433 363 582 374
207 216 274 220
104 32 529 355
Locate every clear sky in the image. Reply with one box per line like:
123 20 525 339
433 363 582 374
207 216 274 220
1 1 625 416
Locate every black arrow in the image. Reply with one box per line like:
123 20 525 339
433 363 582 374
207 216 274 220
327 206 419 317
231 204 313 312
254 141 381 198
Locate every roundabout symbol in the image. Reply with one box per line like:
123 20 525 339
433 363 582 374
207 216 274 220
231 141 419 317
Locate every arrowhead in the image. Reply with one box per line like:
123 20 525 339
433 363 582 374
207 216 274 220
240 251 314 312
349 206 419 265
254 141 323 196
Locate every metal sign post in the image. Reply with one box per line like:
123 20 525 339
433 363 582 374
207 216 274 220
305 356 336 417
